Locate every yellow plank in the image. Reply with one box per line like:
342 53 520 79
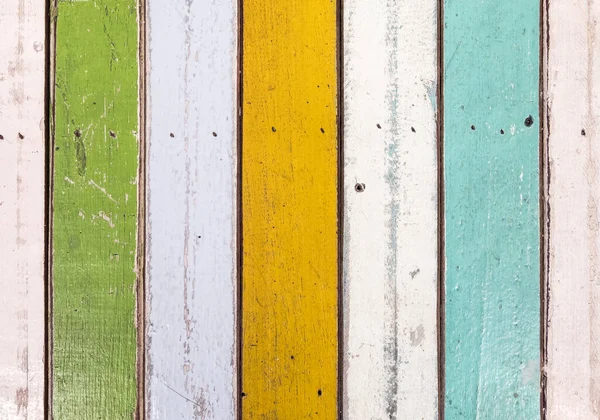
241 0 338 417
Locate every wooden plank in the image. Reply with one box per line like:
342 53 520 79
342 0 438 418
0 0 46 417
144 0 238 417
51 0 140 417
443 1 541 418
241 0 338 417
545 0 600 417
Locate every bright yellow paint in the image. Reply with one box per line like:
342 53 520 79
242 0 338 417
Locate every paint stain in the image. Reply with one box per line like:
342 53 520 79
410 325 425 347
521 359 539 385
74 135 87 176
15 388 27 416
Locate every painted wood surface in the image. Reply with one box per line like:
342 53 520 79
51 0 140 417
241 0 338 417
145 0 238 417
342 0 439 418
443 1 541 418
546 0 600 417
0 0 46 417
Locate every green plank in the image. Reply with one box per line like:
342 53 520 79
443 2 540 419
52 0 139 417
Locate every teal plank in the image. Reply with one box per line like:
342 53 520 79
443 1 540 418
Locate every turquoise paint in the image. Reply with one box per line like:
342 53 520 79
444 2 540 419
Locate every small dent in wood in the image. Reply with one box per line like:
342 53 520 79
377 123 382 129
320 128 325 134
18 132 24 139
212 132 217 137
317 389 322 396
109 130 116 138
471 125 476 131
582 129 587 136
169 133 175 138
524 115 534 127
500 129 505 135
74 129 81 138
271 126 276 132
411 126 416 133
354 183 366 193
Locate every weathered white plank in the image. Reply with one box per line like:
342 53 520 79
342 1 439 418
145 0 238 417
0 0 46 418
546 0 600 418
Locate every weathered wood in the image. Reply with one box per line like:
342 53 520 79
145 0 238 417
51 0 139 417
342 0 439 418
546 0 600 417
241 0 338 417
443 1 541 418
0 0 46 417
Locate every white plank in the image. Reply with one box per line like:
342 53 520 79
342 1 439 418
145 0 238 417
0 0 46 418
546 0 600 418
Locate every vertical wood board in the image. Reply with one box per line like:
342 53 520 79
0 0 46 417
342 0 439 418
145 0 238 417
52 0 140 417
443 2 541 418
241 0 339 417
546 0 600 418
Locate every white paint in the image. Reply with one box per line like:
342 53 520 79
0 0 45 418
145 0 238 417
546 0 600 418
343 0 438 418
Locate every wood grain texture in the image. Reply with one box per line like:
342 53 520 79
546 0 600 417
443 1 541 418
145 0 238 417
342 0 438 418
241 0 338 417
51 0 139 417
0 0 46 417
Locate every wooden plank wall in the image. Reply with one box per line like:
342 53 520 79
342 0 439 418
546 0 600 418
51 0 140 417
0 0 46 417
6 0 600 418
241 0 339 418
144 0 238 417
443 0 541 418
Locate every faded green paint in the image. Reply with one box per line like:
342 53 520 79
52 0 139 417
443 2 540 419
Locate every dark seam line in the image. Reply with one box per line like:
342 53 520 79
136 0 148 416
236 0 244 417
437 0 446 417
540 0 551 418
336 0 344 417
45 0 57 417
